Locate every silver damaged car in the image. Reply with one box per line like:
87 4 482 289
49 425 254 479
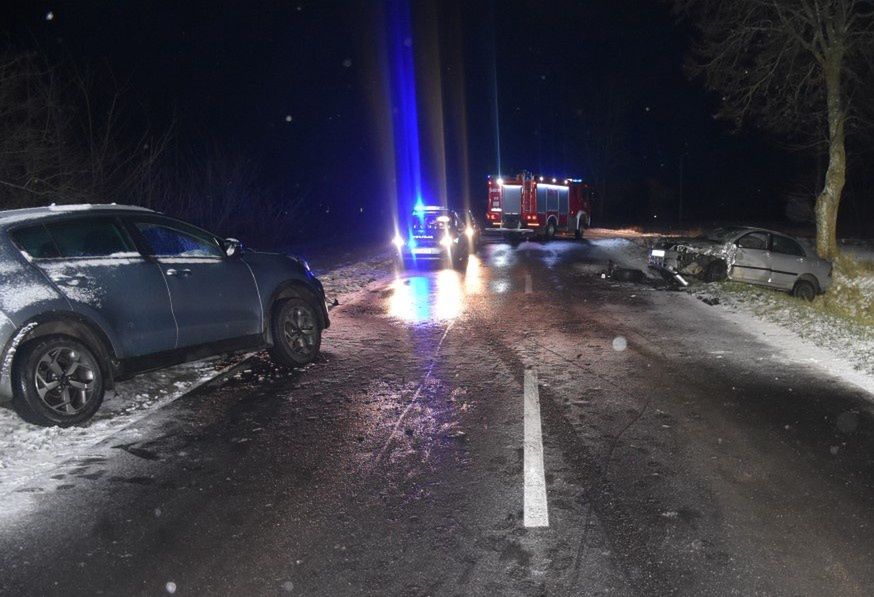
0 204 329 426
648 226 832 301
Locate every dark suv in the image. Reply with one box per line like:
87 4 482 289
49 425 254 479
0 204 329 426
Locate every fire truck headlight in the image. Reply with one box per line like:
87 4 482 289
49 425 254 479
392 233 405 249
440 234 453 248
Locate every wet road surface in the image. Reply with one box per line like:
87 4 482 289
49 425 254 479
2 238 874 596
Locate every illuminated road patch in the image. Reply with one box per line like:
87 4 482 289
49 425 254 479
387 258 485 324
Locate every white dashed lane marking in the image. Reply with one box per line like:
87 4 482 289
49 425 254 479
523 368 549 527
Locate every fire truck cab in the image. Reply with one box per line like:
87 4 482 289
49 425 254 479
485 172 594 240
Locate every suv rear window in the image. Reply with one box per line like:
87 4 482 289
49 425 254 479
45 219 135 258
10 225 60 259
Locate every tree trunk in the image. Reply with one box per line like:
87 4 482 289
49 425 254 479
814 58 846 260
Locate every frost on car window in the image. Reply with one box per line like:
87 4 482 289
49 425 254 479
135 223 223 258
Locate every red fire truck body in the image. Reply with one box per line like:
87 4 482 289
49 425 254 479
485 172 594 239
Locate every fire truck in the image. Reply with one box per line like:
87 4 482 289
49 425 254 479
484 172 594 240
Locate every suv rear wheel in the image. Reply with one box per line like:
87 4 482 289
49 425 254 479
269 298 323 367
12 336 105 427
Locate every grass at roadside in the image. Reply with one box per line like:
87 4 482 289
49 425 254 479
692 255 874 378
719 256 874 327
818 256 874 326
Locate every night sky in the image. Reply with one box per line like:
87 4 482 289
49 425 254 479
3 1 870 238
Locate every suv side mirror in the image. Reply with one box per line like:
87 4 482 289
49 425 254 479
224 238 243 258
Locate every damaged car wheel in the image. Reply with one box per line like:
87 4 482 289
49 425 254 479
792 279 816 302
703 260 728 282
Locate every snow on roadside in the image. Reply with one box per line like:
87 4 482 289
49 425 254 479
581 232 874 398
676 238 874 397
314 248 395 301
694 289 874 398
0 245 395 505
690 281 874 383
0 358 226 497
685 239 874 388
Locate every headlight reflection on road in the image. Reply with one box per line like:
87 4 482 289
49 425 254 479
464 255 484 295
388 275 430 323
490 279 511 294
435 269 463 320
388 266 473 323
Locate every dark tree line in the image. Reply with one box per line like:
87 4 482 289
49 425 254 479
0 51 301 246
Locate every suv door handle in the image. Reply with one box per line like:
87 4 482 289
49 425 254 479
165 268 193 277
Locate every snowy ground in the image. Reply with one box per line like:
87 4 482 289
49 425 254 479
612 232 874 389
0 358 229 495
0 244 397 503
1 231 871 509
309 234 874 399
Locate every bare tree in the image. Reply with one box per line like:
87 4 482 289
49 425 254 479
0 52 83 205
0 52 171 209
672 0 874 258
0 52 301 245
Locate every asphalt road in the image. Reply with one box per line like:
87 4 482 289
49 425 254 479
2 237 874 596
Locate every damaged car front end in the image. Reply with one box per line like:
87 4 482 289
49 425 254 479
649 227 832 300
649 227 743 283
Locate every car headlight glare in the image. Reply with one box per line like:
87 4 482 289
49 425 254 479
392 233 405 249
440 234 453 248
